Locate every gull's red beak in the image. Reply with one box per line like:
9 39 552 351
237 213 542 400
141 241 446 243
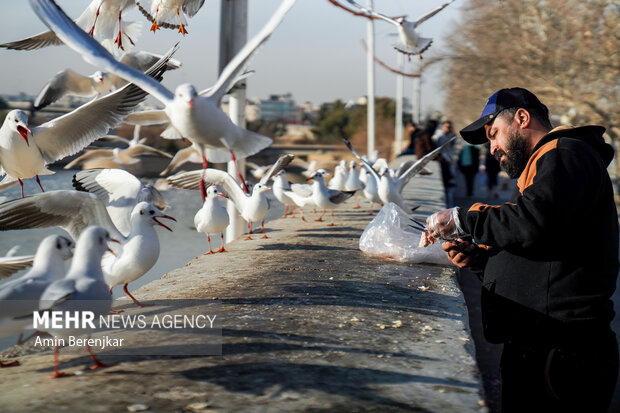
17 125 30 146
218 193 227 198
187 99 194 108
153 215 176 232
263 186 271 191
107 248 116 256
306 177 313 181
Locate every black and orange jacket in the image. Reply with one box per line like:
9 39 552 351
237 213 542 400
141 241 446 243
458 126 619 344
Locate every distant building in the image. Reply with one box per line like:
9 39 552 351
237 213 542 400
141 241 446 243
245 98 259 122
258 93 296 121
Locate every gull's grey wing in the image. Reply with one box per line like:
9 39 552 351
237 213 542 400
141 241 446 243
32 49 173 164
112 50 182 89
0 190 124 241
342 0 399 25
0 256 35 280
328 189 355 204
395 160 415 178
183 0 206 17
413 1 454 27
205 0 296 104
63 149 114 169
160 146 202 176
259 154 295 185
34 68 94 110
342 138 381 181
397 136 456 191
29 0 175 104
0 29 62 50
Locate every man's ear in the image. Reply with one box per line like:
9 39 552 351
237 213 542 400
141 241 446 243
515 108 531 129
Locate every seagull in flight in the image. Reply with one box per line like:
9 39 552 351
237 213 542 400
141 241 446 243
34 51 182 110
1 0 141 54
29 0 297 197
137 0 206 35
329 0 455 59
72 168 169 237
0 49 175 197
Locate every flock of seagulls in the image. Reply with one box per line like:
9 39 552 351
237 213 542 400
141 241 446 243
0 0 455 377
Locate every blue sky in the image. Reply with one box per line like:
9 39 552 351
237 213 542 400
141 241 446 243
0 0 461 115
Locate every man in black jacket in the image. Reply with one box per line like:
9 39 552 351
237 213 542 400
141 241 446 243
425 88 619 412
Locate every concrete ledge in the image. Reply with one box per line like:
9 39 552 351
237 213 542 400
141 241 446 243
0 162 485 412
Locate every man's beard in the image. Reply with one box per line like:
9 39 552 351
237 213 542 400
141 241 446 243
495 128 529 179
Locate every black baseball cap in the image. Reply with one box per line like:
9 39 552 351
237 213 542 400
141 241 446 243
459 87 549 144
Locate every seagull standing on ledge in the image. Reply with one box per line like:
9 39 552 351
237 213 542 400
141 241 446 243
194 186 229 254
29 0 297 197
0 191 176 309
38 226 115 378
0 235 73 368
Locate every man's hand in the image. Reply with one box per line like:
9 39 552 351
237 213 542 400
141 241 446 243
442 238 481 269
426 207 461 241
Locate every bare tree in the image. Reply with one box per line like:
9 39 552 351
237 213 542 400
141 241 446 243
438 0 619 144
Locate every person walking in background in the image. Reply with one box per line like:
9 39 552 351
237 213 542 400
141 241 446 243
436 120 457 207
425 87 618 412
458 142 480 196
484 142 501 199
413 119 437 158
398 120 417 156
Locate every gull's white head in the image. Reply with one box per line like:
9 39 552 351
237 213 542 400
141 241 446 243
92 71 108 84
207 185 226 199
35 234 74 268
174 84 198 108
76 226 117 260
6 110 31 146
132 202 177 231
309 170 326 182
252 183 271 194
46 235 74 261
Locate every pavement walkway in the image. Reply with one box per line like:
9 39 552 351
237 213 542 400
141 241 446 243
0 161 485 412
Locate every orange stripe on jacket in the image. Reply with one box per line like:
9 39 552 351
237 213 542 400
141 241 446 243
468 202 516 213
517 140 558 194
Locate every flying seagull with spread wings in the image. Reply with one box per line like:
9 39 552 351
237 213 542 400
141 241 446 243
29 0 296 197
1 0 141 54
329 0 455 58
0 48 174 197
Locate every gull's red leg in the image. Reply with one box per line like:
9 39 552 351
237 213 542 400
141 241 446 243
49 345 74 378
88 2 102 36
123 284 152 308
35 175 45 192
230 151 250 194
176 7 188 35
203 234 214 255
216 233 227 253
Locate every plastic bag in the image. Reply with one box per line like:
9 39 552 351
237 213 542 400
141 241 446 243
359 203 452 265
